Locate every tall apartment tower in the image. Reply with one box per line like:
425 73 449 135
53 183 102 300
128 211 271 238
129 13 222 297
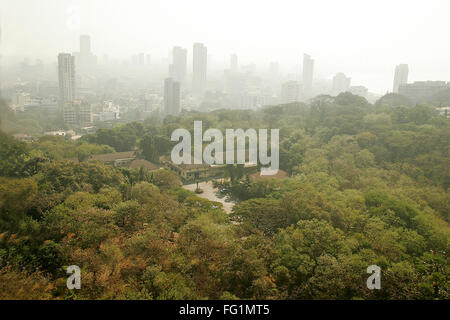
80 35 91 54
74 35 96 74
332 73 351 96
193 43 207 93
164 78 181 116
393 64 409 93
58 53 76 124
302 54 314 94
170 46 187 82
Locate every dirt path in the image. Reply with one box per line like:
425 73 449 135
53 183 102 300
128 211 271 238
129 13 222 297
183 181 235 214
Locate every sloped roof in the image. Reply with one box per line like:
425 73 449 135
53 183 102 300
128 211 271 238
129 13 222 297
128 159 160 171
88 151 136 163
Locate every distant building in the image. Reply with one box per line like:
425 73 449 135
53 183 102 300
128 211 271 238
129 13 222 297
399 81 450 103
23 95 58 113
193 43 207 93
349 86 369 99
44 130 73 137
143 93 161 113
170 46 187 82
436 106 450 118
76 100 92 125
99 111 117 122
281 81 300 103
12 90 29 110
393 64 409 93
164 78 181 116
236 91 265 110
12 134 33 142
98 101 120 122
58 53 76 125
302 54 314 95
332 73 351 96
73 35 97 74
82 151 160 171
87 151 137 167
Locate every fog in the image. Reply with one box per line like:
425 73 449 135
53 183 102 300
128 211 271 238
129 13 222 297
1 0 449 93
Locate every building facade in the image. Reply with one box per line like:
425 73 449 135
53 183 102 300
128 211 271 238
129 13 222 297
58 53 76 125
349 86 369 99
332 73 351 96
164 78 181 116
193 43 207 93
302 54 314 95
170 46 187 83
393 64 409 93
399 81 450 103
281 81 300 103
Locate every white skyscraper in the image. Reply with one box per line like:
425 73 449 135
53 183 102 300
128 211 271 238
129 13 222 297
393 64 409 93
74 35 97 74
193 43 207 93
332 73 351 96
302 54 314 94
164 78 181 116
80 35 91 54
58 53 76 124
170 46 187 83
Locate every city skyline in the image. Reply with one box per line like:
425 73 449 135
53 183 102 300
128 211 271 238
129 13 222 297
0 0 448 305
8 29 449 127
1 0 450 93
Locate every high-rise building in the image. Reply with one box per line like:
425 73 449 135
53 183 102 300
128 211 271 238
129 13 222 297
193 43 207 93
349 86 368 99
332 73 351 95
74 35 97 74
164 78 181 116
281 81 300 103
80 35 91 55
302 54 314 94
399 81 450 103
75 100 92 125
230 54 238 72
58 53 76 124
393 64 409 93
170 46 187 82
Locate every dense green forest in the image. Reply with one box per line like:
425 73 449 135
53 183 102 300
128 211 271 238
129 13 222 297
0 93 448 300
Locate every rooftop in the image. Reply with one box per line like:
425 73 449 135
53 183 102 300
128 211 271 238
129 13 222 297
88 151 136 163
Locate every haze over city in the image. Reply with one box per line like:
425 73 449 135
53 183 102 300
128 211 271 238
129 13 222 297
1 0 450 93
0 0 449 305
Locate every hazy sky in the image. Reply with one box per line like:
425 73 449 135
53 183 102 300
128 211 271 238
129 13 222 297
1 0 449 93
